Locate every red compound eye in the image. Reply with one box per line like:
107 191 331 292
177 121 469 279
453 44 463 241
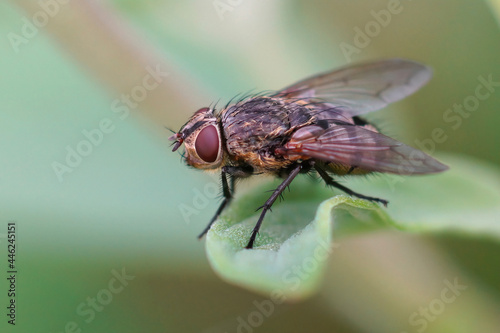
195 125 220 163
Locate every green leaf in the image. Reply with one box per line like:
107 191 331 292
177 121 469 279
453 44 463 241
205 154 500 299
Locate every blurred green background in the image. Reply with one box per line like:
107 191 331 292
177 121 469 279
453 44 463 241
1 0 500 332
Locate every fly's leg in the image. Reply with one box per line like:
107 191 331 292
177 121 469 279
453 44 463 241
197 170 233 239
246 164 302 249
197 166 252 239
314 165 389 207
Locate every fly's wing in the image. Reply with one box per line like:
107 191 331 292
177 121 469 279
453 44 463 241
274 59 432 117
280 125 448 175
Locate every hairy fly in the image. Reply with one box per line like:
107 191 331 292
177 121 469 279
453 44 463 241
169 59 448 249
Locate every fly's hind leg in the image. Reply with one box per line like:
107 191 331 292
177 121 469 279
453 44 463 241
314 165 389 207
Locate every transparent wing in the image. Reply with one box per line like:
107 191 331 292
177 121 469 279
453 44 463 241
275 59 432 116
280 125 448 175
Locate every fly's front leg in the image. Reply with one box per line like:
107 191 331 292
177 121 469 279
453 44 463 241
197 166 252 239
197 170 233 239
314 165 389 207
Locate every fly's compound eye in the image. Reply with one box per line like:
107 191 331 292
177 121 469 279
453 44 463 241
195 125 220 163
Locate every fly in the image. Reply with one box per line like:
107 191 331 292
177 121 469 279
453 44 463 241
169 59 448 249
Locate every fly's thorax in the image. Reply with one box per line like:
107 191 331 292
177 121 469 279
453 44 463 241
177 108 225 170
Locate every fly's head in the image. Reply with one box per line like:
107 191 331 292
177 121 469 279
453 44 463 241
169 107 224 170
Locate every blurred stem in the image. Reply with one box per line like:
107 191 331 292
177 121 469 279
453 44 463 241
11 0 207 127
323 233 500 333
